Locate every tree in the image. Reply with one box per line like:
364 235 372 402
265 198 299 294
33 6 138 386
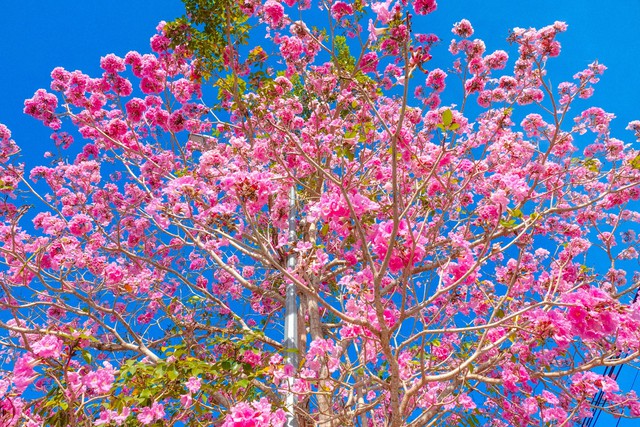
1 0 640 425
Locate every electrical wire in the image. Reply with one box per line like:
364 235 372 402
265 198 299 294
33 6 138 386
584 288 640 427
614 369 640 427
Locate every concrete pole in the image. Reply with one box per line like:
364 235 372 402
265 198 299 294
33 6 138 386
189 133 300 424
284 186 299 427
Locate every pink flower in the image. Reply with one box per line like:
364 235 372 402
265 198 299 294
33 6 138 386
484 50 508 69
23 89 61 130
150 34 171 53
263 0 286 28
126 98 147 122
96 408 130 426
223 402 263 426
371 0 392 24
413 0 436 15
105 262 124 285
13 355 37 392
626 120 640 141
238 266 254 280
31 335 63 358
82 362 115 394
464 75 485 94
458 393 476 410
222 398 286 427
66 371 86 396
68 213 93 236
242 350 262 367
125 51 143 74
294 241 312 253
359 52 379 73
0 379 9 398
180 393 193 407
331 1 353 20
168 111 186 133
477 90 492 107
50 67 71 91
137 401 165 425
521 113 547 137
185 376 201 393
426 68 447 92
305 338 341 373
541 390 559 405
452 19 474 38
100 53 126 74
137 408 155 425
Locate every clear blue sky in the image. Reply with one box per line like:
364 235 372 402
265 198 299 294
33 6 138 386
1 1 639 426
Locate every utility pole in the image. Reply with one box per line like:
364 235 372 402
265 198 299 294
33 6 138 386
284 186 299 427
190 134 301 425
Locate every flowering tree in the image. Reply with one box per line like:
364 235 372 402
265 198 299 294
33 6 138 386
1 0 640 425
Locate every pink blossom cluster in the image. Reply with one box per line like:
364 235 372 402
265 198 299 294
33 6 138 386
331 1 353 20
137 401 165 425
23 89 60 130
222 398 286 427
0 123 22 214
95 407 131 426
263 0 287 28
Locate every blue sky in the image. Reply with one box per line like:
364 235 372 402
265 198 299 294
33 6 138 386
0 1 183 159
1 1 639 426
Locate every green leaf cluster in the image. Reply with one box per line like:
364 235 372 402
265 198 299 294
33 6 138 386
334 36 356 72
164 0 253 80
436 109 460 132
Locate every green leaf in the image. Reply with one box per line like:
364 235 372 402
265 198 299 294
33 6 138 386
344 130 357 139
81 350 93 364
449 122 460 131
164 0 255 80
631 153 640 170
337 145 354 160
154 365 166 377
167 368 179 381
0 179 14 191
584 158 600 172
236 379 250 389
334 35 356 70
442 109 453 127
345 147 354 161
499 218 516 229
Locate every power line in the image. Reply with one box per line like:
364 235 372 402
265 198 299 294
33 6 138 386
584 288 640 427
614 369 640 427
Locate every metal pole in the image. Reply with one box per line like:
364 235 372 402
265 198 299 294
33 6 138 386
189 133 300 423
284 186 299 427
